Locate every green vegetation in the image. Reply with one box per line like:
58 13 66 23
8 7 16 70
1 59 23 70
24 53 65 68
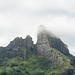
0 29 75 75
0 47 74 75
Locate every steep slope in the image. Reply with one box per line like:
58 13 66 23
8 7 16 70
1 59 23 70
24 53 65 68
7 35 33 51
37 27 74 75
0 35 33 59
37 25 69 55
38 26 75 69
0 25 75 75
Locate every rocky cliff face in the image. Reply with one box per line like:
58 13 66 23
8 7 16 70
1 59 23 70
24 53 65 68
0 35 34 59
7 35 33 51
47 35 69 55
37 31 51 56
23 35 34 51
0 25 74 75
37 26 69 55
37 27 70 64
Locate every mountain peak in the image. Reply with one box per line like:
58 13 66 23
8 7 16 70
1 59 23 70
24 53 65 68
38 25 56 37
0 25 74 75
37 25 69 55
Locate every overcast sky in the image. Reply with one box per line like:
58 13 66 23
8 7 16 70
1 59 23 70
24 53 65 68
0 0 75 56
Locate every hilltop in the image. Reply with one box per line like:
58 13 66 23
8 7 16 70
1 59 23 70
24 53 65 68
0 26 75 75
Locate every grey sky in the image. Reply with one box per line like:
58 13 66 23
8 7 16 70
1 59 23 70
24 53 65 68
0 0 75 56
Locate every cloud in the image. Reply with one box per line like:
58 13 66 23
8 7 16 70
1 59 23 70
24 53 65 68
0 0 75 56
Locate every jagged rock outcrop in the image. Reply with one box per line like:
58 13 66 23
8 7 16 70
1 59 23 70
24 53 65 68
37 31 65 64
37 26 70 64
7 35 33 51
0 25 74 75
37 31 51 56
36 26 74 75
0 35 34 59
23 35 34 51
37 25 69 55
47 35 69 55
7 37 23 51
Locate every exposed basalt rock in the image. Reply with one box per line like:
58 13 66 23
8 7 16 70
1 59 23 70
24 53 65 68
0 25 74 75
7 35 34 51
37 28 70 64
7 37 23 49
23 35 34 51
36 26 75 75
37 31 51 56
38 25 69 55
0 35 34 59
47 35 69 55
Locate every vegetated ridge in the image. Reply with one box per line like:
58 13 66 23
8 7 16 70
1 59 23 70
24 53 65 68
0 25 75 75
